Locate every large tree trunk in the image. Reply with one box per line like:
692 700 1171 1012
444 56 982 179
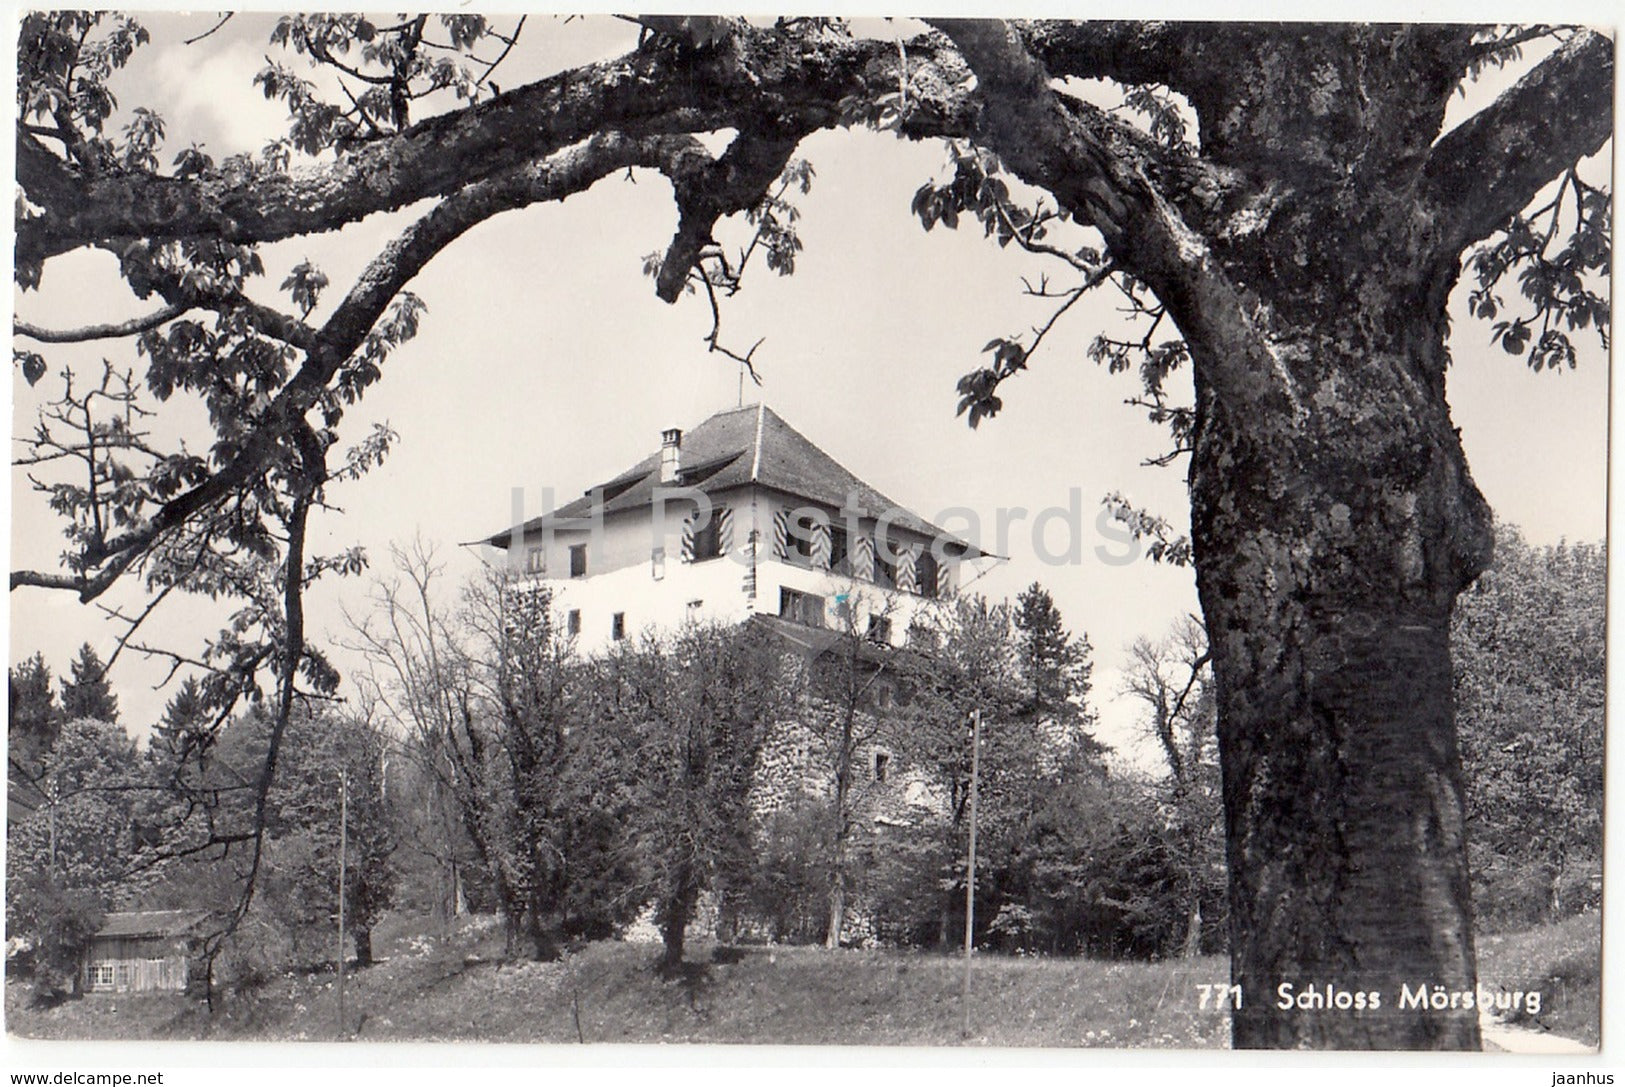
1187 278 1493 1048
919 17 1609 1052
1150 36 1503 1047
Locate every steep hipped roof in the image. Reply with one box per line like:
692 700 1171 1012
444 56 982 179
93 909 212 940
483 404 983 556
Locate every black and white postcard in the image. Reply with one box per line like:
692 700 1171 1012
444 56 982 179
5 7 1614 1075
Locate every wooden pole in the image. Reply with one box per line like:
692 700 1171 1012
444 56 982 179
961 707 980 1041
337 768 348 1040
47 771 58 874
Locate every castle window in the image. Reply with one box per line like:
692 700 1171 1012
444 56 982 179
569 543 588 578
830 525 850 574
611 612 626 641
692 516 722 561
867 615 892 643
526 546 546 575
917 549 940 599
788 511 822 567
873 751 891 783
566 609 581 636
874 536 896 589
779 587 825 628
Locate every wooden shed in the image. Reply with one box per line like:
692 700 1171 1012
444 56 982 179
83 910 210 994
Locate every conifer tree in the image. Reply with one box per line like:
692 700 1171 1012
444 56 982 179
59 643 119 724
8 652 60 789
1013 583 1104 760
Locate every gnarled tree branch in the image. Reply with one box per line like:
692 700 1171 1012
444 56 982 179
16 132 701 602
15 28 945 270
927 19 1291 423
1018 20 1202 94
17 21 1249 279
654 125 810 303
1420 29 1614 264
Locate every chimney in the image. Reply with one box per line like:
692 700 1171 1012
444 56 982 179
660 428 682 483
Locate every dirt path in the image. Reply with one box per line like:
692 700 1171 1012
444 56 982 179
1480 1009 1596 1054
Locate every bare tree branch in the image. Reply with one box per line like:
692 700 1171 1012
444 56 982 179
182 12 233 46
15 304 187 343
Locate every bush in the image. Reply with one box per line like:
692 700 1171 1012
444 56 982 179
5 872 104 1003
856 824 951 948
744 800 831 944
1471 851 1602 933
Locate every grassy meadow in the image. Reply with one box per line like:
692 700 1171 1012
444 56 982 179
7 910 1599 1049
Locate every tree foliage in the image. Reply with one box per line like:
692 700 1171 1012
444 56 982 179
1452 523 1605 927
1013 583 1102 749
597 622 787 967
10 13 1613 1049
1121 616 1226 957
123 704 396 984
261 707 396 966
5 715 142 999
347 546 643 960
8 652 60 795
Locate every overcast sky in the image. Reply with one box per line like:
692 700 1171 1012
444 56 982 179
7 12 1611 768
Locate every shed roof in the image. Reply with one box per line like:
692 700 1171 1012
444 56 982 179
481 405 986 557
93 910 212 940
748 613 934 674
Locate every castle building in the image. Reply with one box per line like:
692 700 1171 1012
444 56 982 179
480 403 988 649
480 404 997 943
